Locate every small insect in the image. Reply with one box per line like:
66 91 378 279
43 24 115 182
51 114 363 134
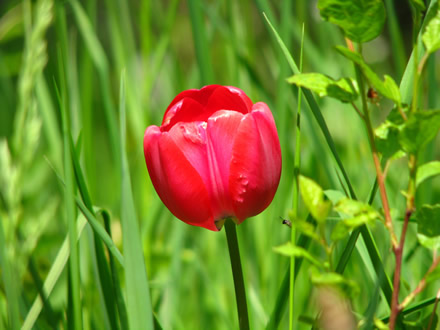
367 87 379 104
281 218 292 228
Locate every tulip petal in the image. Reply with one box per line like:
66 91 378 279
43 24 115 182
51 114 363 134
166 85 220 110
229 103 281 222
161 97 205 131
205 110 244 220
144 126 217 231
206 86 253 115
167 121 209 187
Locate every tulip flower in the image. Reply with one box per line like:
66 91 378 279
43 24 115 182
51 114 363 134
143 85 281 231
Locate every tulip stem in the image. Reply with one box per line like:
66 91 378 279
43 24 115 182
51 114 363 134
224 220 250 330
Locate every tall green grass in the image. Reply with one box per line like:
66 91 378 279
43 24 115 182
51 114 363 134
0 0 438 329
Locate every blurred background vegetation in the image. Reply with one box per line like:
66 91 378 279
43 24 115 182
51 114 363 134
0 0 439 329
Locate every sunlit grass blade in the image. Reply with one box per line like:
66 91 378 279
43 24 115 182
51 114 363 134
22 216 87 330
266 216 313 329
102 211 129 330
45 156 125 266
0 214 20 330
263 12 356 200
58 80 82 329
119 71 154 329
69 0 120 164
289 23 305 330
188 0 214 85
69 134 119 329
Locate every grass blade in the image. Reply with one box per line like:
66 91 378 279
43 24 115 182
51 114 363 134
102 211 129 330
263 12 357 200
69 134 119 329
119 71 154 329
188 0 214 85
266 216 313 329
22 216 87 330
0 214 20 330
59 80 82 330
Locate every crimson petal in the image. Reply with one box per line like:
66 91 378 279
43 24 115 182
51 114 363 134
229 103 281 222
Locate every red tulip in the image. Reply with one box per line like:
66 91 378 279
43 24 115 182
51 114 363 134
143 85 281 231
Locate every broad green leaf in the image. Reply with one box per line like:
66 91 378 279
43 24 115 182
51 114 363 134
336 46 401 105
399 110 440 154
299 175 332 223
318 0 386 43
287 73 358 102
335 198 380 225
416 161 440 187
416 204 440 237
375 122 401 159
332 198 380 241
422 2 440 54
273 242 322 268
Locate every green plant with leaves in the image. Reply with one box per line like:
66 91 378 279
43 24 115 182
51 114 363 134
0 0 440 329
277 0 440 328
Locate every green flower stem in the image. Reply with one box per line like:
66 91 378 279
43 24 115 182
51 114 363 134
224 220 250 330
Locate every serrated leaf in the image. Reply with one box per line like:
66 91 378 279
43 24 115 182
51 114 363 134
273 242 322 267
299 175 332 223
399 110 440 154
287 73 358 102
416 204 440 238
318 0 386 43
416 161 440 187
422 2 440 54
336 47 401 105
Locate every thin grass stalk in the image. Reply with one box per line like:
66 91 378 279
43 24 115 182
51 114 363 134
289 23 305 330
187 0 214 85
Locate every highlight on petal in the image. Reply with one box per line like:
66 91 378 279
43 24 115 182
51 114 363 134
228 104 281 222
205 110 244 220
161 97 205 131
206 86 252 115
225 86 253 112
144 127 217 231
164 85 220 121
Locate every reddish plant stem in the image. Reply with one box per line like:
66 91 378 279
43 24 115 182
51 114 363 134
372 152 397 247
399 256 440 310
427 288 440 330
389 209 412 329
389 155 417 329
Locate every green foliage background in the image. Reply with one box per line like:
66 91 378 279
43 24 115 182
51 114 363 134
0 0 439 329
